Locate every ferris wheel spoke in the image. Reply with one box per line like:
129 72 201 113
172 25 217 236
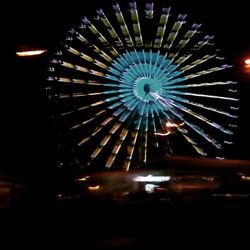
90 122 123 160
47 1 239 170
90 103 140 165
64 45 109 69
163 14 187 51
77 116 115 146
155 92 234 134
70 31 114 62
175 23 202 50
51 59 105 77
171 111 222 149
180 54 216 72
172 110 222 149
82 17 119 57
70 109 107 130
192 35 215 51
166 90 239 101
181 133 207 156
168 100 233 134
165 93 238 118
183 65 233 79
105 128 129 168
105 111 138 169
124 115 142 171
113 3 134 48
129 2 143 47
155 101 207 156
163 80 237 89
47 77 108 86
174 53 193 65
153 7 170 48
154 94 223 148
96 9 125 49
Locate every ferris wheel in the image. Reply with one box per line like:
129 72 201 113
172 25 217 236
46 1 238 171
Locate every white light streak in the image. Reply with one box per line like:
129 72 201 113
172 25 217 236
16 50 47 56
133 175 171 182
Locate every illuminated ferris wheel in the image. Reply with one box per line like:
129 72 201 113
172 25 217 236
47 1 238 171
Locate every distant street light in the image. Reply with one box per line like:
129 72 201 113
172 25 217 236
244 59 250 65
244 58 250 73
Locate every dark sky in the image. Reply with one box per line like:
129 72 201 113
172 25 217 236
14 0 250 55
5 0 250 177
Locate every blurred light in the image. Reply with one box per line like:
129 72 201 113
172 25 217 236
202 177 214 181
133 175 171 182
154 131 171 136
57 162 64 168
88 185 100 191
166 121 184 128
57 194 63 199
77 176 90 182
216 157 225 160
244 58 250 65
244 58 250 72
16 50 47 57
241 175 250 181
145 184 159 193
213 193 250 198
166 121 178 127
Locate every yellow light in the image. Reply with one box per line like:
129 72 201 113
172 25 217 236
88 185 100 191
16 50 47 57
77 176 90 181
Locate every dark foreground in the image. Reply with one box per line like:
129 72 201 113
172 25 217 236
1 156 250 249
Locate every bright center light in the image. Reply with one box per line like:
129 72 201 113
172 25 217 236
133 175 171 182
244 59 250 65
145 184 159 193
166 121 184 128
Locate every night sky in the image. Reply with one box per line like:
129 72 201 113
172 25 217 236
5 0 250 178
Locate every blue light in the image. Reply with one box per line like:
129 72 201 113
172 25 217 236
106 50 184 116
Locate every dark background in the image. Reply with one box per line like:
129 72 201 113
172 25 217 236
5 0 250 179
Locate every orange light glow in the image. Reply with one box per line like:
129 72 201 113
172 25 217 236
244 58 250 65
241 175 250 181
16 50 47 57
244 58 250 72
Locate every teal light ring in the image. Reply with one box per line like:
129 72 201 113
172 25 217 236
106 50 183 114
